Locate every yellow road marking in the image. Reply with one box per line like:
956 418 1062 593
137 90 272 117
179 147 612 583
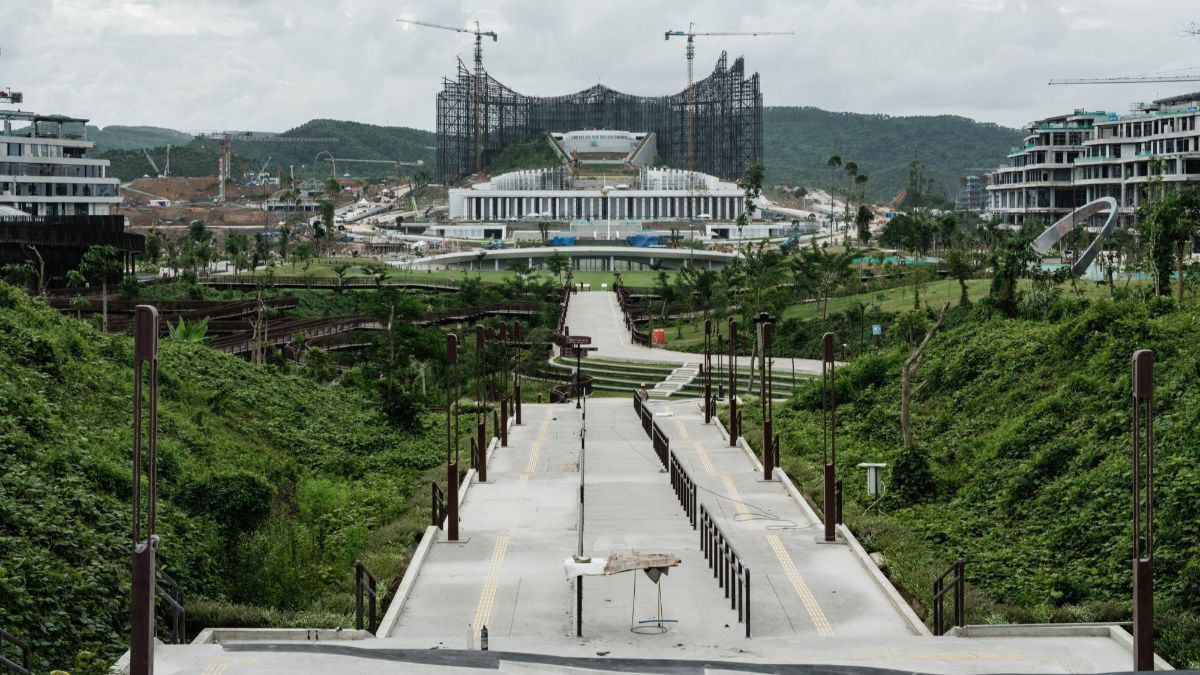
674 418 691 442
472 534 510 632
767 534 833 636
201 664 227 675
524 407 553 475
721 474 748 516
693 440 715 474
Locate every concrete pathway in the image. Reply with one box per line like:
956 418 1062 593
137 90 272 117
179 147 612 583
565 291 824 374
650 362 699 398
143 397 1155 674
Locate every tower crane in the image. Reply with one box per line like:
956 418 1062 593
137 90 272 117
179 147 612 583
197 132 338 202
398 18 497 176
315 153 425 178
1048 74 1200 85
665 23 792 175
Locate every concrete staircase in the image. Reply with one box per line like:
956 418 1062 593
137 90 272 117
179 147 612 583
649 362 700 398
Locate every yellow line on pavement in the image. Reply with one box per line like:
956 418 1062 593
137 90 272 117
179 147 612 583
524 407 553 475
693 440 715 474
674 418 691 442
720 474 748 516
767 534 833 636
472 534 510 633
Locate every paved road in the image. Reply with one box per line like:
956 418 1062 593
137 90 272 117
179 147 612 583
565 291 825 374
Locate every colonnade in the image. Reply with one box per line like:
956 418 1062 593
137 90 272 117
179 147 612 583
462 193 745 221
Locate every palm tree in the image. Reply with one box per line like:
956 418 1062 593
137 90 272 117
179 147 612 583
827 155 842 234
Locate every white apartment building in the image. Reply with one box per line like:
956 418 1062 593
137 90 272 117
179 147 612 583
988 92 1200 226
0 111 122 217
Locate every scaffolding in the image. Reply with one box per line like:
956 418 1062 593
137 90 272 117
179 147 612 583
436 52 762 185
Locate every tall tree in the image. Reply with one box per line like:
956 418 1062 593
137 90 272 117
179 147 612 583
855 205 873 245
827 155 842 232
736 163 766 242
76 244 123 331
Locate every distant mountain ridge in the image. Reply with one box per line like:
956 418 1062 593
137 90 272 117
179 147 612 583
763 107 1022 202
88 125 193 151
98 120 436 182
96 110 1021 197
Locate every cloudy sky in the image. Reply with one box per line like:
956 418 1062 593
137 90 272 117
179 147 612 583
2 0 1199 133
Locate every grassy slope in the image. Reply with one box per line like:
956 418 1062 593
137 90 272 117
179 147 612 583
0 283 445 672
732 296 1200 667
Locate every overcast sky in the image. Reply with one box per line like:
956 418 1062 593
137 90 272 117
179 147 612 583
3 0 1200 133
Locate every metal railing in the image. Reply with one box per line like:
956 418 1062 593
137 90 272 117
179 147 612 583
355 560 379 635
651 421 670 469
431 481 447 529
932 559 965 636
699 504 751 638
0 628 31 675
156 571 186 644
669 451 698 528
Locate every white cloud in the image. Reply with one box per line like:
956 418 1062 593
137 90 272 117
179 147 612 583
0 0 1197 131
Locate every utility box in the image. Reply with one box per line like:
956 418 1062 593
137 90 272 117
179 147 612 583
857 462 887 497
652 328 666 345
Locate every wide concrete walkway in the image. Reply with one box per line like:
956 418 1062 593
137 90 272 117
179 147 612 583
144 397 1154 674
565 291 824 374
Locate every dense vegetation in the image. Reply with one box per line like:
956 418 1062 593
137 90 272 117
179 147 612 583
763 107 1021 202
731 291 1200 667
0 282 461 672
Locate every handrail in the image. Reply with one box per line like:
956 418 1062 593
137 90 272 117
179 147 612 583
651 421 670 469
669 450 698 528
0 628 32 675
431 482 447 529
932 559 965 635
156 571 187 644
355 560 379 635
699 504 751 638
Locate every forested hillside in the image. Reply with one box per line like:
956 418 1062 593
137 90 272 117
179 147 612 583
87 125 193 152
100 120 436 183
762 107 1021 202
95 109 1018 194
0 283 445 672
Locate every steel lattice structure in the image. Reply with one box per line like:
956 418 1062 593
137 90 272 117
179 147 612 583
436 52 761 185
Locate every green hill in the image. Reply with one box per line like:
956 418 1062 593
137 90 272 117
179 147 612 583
763 107 1021 202
99 120 436 183
88 125 194 152
0 284 444 671
92 110 1019 195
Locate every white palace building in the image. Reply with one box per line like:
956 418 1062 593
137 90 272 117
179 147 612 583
448 165 747 222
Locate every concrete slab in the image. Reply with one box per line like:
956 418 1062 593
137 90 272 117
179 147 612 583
140 397 1165 674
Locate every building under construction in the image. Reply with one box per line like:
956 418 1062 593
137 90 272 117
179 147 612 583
436 52 762 185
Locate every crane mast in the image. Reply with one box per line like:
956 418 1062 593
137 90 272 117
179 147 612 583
199 132 338 202
665 23 792 177
398 18 498 176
